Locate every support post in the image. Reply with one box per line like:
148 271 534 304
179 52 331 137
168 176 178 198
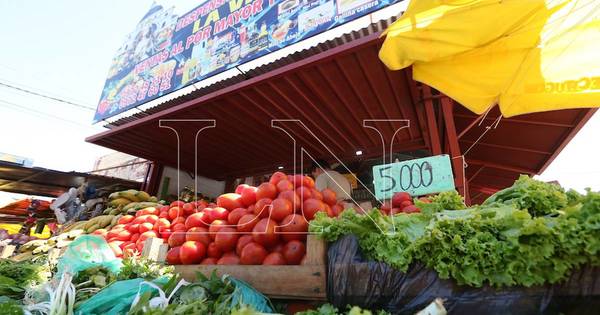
440 97 470 205
422 86 442 155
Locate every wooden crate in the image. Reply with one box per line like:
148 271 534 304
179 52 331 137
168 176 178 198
173 235 327 300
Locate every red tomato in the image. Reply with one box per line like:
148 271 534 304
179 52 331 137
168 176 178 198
207 242 222 258
138 207 159 216
108 241 124 255
179 241 206 264
217 193 243 211
159 205 170 213
170 201 185 208
201 257 217 265
331 204 343 217
227 208 247 225
160 229 172 239
159 211 169 219
321 189 337 206
256 183 278 200
139 222 154 233
123 224 136 234
279 190 301 212
240 186 257 207
186 227 210 246
269 171 287 185
154 218 171 231
236 235 253 256
222 251 238 258
400 200 413 209
402 205 421 213
123 243 137 258
166 246 181 264
263 252 286 265
237 214 259 233
270 198 293 222
302 198 325 221
92 229 107 237
392 192 412 207
276 179 294 193
118 215 134 225
390 207 403 215
115 230 132 241
254 198 272 218
132 216 147 225
172 223 187 232
303 176 315 188
138 231 157 242
130 233 140 243
182 203 196 216
235 184 250 194
168 207 184 220
168 232 186 247
291 174 304 187
208 207 229 222
217 256 240 265
268 243 284 253
252 218 279 247
282 240 306 264
185 212 210 229
240 242 268 265
311 189 323 201
296 186 313 201
247 204 255 214
325 204 335 218
208 220 227 240
278 214 308 242
215 227 239 252
171 216 186 225
380 201 392 213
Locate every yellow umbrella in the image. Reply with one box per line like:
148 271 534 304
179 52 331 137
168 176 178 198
379 0 600 117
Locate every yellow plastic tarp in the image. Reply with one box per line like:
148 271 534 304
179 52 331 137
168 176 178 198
379 0 600 117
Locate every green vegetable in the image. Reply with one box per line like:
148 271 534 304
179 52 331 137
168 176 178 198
117 256 174 281
0 297 24 315
483 175 567 216
294 303 390 315
0 259 51 299
312 177 600 287
415 190 466 216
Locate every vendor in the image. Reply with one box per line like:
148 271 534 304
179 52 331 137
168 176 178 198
311 159 353 203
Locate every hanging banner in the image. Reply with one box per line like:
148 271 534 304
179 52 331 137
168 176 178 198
372 155 455 200
94 0 401 122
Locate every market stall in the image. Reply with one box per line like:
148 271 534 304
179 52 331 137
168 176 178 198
3 0 597 314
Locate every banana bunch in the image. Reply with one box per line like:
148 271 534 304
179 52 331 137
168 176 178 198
104 189 160 215
62 214 121 234
108 189 157 207
103 202 162 215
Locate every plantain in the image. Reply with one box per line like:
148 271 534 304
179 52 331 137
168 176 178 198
118 189 141 202
135 191 151 202
85 224 100 233
99 215 114 227
109 198 132 207
149 196 158 203
123 202 161 211
109 208 121 216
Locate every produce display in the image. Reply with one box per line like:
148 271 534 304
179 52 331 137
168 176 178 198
99 172 343 265
0 229 40 247
311 176 600 287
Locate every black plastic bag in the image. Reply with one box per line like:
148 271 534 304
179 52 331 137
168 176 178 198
327 235 600 314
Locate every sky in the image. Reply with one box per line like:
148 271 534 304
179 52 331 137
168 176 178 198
0 0 598 194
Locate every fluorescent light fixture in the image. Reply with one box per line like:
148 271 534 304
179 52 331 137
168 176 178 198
278 166 284 170
355 150 363 156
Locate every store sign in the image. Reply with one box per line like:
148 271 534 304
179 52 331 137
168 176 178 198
94 0 401 122
372 155 455 200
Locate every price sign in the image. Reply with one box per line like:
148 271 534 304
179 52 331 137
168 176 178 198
373 155 455 200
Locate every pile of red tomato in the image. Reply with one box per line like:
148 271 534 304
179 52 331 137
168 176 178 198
379 191 421 215
100 172 344 266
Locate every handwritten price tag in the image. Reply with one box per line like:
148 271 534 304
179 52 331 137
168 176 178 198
373 155 455 200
